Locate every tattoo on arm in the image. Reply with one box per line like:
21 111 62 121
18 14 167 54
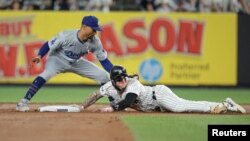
82 90 103 109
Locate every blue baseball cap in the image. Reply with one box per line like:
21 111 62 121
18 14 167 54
82 16 102 31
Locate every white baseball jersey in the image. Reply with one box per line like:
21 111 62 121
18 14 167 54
39 30 109 84
100 77 222 113
100 77 158 112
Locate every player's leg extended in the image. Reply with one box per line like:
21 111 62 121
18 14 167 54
70 58 109 84
154 85 225 113
16 56 68 112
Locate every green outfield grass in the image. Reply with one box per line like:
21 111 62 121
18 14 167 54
0 86 250 141
0 86 106 103
0 86 250 104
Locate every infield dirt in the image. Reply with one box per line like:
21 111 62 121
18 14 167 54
0 103 249 141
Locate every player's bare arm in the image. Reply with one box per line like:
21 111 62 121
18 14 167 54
81 90 103 109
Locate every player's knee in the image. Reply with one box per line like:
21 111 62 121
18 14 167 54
39 72 55 81
172 103 189 112
171 108 186 112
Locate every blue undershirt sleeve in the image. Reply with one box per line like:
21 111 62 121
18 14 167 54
99 58 113 73
38 42 50 58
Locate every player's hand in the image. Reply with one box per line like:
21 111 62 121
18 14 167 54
100 106 114 113
80 105 84 111
32 55 42 64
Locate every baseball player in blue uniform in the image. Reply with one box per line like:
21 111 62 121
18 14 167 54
16 15 113 112
80 66 246 114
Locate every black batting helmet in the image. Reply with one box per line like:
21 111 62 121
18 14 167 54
110 65 128 83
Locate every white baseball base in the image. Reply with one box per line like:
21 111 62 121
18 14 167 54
38 105 81 112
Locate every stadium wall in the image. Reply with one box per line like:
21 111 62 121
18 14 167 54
238 13 250 86
0 12 248 86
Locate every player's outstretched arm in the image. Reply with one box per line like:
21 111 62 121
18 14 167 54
81 90 103 110
99 93 138 113
30 42 50 65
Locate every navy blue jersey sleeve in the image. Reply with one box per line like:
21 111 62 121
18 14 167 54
99 58 113 72
38 42 50 57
